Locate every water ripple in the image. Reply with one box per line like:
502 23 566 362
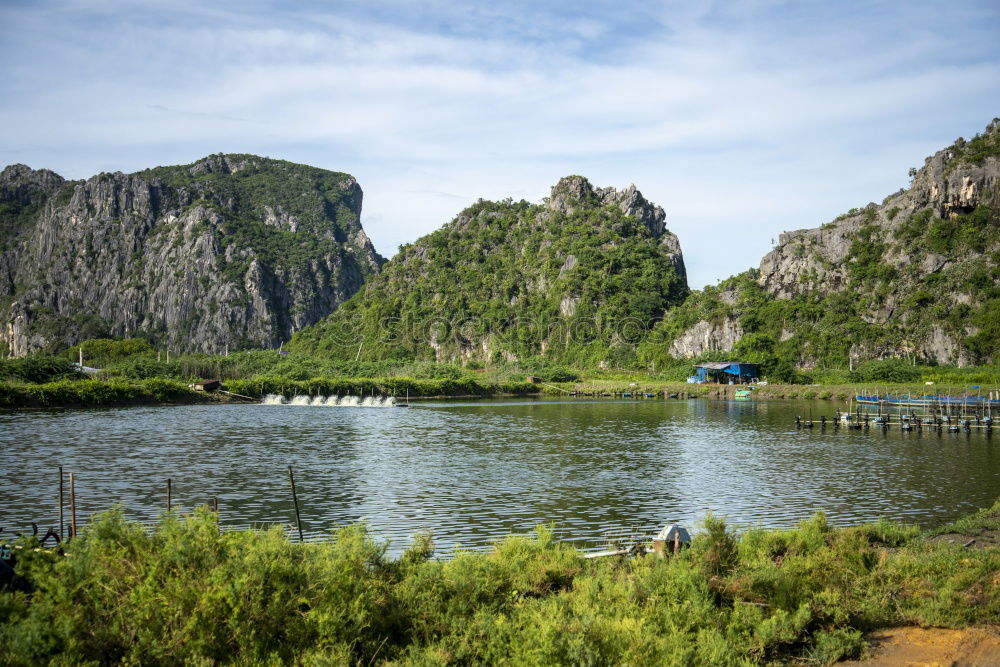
1 399 997 554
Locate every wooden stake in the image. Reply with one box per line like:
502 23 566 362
69 472 77 539
58 466 64 542
288 466 304 543
213 497 219 531
167 478 172 513
673 529 680 555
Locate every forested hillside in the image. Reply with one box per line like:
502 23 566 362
291 176 688 367
640 118 1000 371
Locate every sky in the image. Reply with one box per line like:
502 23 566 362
1 0 998 289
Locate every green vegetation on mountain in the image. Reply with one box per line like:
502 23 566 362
639 201 1000 375
640 119 1000 373
6 121 999 377
139 154 377 274
946 127 1000 170
291 177 688 367
3 501 998 664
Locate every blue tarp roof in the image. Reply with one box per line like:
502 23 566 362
695 363 760 378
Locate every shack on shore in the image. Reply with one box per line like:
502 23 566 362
693 362 760 385
192 379 221 392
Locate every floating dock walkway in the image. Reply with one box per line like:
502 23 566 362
796 392 997 433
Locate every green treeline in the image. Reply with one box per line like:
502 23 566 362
226 376 538 400
2 502 998 665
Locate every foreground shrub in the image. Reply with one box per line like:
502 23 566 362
3 502 999 664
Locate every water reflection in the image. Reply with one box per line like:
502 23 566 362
1 398 997 554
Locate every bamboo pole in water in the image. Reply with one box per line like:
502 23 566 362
167 479 172 513
288 466 304 543
58 466 64 542
69 473 77 538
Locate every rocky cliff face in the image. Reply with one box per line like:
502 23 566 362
651 118 1000 367
291 176 689 365
758 120 1000 302
0 154 384 355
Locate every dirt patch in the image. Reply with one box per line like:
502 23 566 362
842 626 1000 666
929 531 1000 550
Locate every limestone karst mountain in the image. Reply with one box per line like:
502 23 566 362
642 118 1000 368
0 154 384 355
290 176 689 366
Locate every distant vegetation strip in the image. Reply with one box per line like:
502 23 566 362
225 376 540 400
2 501 998 664
0 377 199 408
0 375 540 409
1 341 998 408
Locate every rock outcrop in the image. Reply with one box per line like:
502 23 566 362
546 176 686 284
759 119 1000 303
0 154 384 355
668 316 744 359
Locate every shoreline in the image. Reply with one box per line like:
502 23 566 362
1 376 993 409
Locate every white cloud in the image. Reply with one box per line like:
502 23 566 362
1 0 998 288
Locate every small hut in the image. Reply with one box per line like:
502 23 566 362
693 362 760 385
192 379 221 392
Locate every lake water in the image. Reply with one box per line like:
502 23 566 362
1 397 997 554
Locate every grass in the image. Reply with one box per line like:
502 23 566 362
541 378 994 404
2 501 998 665
927 501 1000 538
0 377 201 408
1 372 992 409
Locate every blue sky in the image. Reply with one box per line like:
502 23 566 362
2 0 998 288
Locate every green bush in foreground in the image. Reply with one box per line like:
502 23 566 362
2 503 998 665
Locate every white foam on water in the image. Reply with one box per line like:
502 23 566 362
259 394 398 408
